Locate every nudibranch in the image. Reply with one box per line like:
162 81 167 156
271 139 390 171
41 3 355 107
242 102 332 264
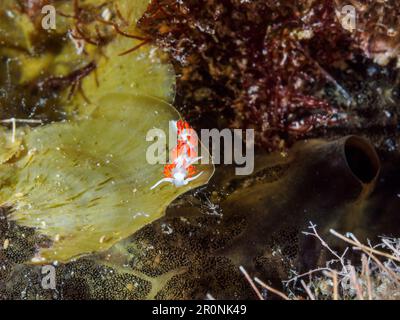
151 120 203 190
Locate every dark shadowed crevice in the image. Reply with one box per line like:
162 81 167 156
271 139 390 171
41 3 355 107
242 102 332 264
345 136 380 183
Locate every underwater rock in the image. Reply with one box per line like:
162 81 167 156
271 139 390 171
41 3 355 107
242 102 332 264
2 136 400 300
138 0 358 150
1 0 399 301
139 0 400 153
78 136 385 299
335 0 400 67
107 135 383 299
217 136 380 273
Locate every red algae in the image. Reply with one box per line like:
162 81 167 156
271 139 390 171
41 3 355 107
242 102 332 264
139 0 400 151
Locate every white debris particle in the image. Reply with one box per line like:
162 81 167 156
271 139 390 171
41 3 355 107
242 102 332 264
161 223 173 235
5 10 15 18
133 212 150 219
31 254 46 263
101 8 111 21
3 239 9 250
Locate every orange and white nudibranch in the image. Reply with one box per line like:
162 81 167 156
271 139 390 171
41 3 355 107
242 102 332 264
150 120 203 190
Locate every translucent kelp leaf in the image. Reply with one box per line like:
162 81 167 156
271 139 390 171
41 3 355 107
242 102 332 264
55 0 151 28
0 0 163 121
70 36 175 117
48 0 152 49
0 127 22 164
0 94 213 263
113 0 152 24
0 0 35 53
51 0 176 116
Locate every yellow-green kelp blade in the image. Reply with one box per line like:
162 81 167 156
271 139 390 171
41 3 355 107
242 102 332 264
69 35 175 117
0 0 35 53
0 94 214 263
63 0 175 117
1 0 172 119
